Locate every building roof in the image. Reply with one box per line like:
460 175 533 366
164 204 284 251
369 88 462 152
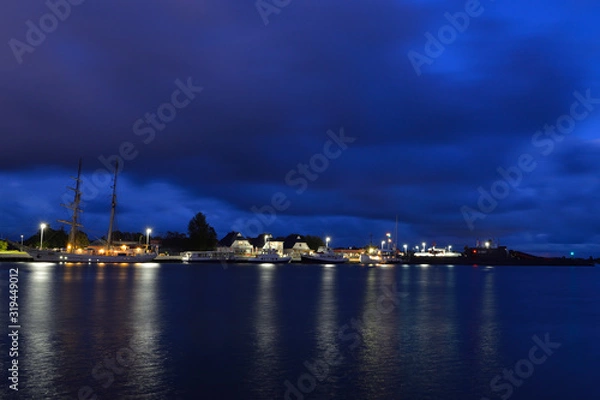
248 234 284 248
283 235 308 249
218 231 250 247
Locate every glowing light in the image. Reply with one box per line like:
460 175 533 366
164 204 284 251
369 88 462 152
39 223 47 249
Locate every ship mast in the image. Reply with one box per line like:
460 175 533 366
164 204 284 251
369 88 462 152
106 161 118 250
58 158 83 252
395 214 398 251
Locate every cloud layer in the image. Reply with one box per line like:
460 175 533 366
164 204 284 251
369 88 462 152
1 0 599 255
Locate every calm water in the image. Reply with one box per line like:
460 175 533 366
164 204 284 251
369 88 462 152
0 262 599 399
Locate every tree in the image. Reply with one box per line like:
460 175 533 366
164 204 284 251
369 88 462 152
187 212 218 250
0 240 7 251
304 235 325 250
160 231 189 253
24 225 68 249
23 226 90 249
73 231 90 249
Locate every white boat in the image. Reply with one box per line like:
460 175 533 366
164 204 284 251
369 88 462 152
27 160 157 263
414 246 462 258
301 246 348 264
28 248 156 263
245 249 291 264
182 251 235 262
359 253 382 264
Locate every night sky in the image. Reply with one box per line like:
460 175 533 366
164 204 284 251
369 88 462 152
1 0 599 256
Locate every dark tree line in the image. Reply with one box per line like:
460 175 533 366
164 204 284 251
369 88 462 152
15 213 331 253
23 225 90 249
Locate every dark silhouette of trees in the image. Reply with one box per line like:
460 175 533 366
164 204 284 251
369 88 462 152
159 231 189 254
304 235 325 250
187 212 218 250
23 225 90 249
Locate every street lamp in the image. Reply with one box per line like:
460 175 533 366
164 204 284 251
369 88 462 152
422 242 426 252
448 245 452 252
381 240 385 250
39 223 47 249
20 234 23 248
403 244 407 254
146 228 152 246
326 237 331 248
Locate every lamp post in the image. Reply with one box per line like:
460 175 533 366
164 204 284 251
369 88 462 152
39 223 47 249
448 245 452 253
403 244 407 254
422 242 426 252
146 228 152 247
326 237 331 249
20 234 23 249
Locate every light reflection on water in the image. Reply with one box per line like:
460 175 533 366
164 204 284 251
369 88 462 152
250 264 279 383
22 264 60 397
2 262 598 399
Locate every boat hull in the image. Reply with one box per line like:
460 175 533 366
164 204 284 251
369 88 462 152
300 255 348 264
182 251 236 263
27 250 157 263
244 256 292 264
404 255 595 266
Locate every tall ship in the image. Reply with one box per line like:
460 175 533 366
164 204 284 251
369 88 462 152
27 160 157 263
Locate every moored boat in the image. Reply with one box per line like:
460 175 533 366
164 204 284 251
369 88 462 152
28 248 156 263
301 245 348 264
245 249 291 264
182 250 235 262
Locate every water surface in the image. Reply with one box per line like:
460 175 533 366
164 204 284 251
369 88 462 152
0 262 598 399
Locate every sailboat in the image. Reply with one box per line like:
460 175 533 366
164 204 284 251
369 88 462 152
27 160 157 263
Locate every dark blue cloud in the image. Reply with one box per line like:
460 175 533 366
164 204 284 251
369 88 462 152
1 0 600 256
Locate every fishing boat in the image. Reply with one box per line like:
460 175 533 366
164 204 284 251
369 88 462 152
27 160 157 263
